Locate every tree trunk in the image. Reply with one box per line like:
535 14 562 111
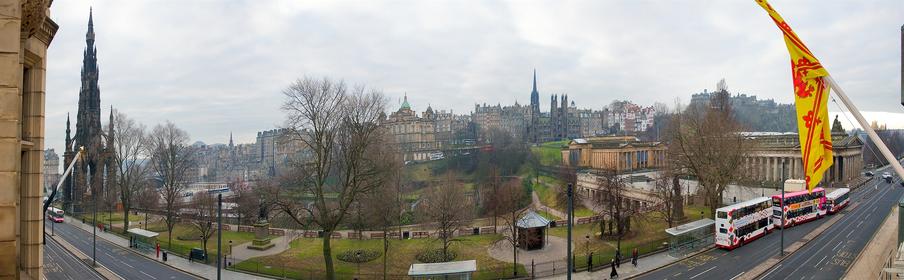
122 201 130 234
382 233 388 280
323 232 335 279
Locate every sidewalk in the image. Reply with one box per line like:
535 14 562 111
65 215 271 280
539 249 681 279
844 206 898 279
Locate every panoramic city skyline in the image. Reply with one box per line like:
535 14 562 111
45 0 904 151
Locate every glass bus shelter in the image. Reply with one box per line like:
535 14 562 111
665 218 714 258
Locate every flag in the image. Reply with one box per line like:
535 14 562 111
756 0 833 191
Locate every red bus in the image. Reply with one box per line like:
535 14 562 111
772 187 826 228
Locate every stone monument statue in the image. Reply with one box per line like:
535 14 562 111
247 197 274 250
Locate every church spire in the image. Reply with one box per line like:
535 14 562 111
532 69 537 93
229 132 234 147
86 7 95 44
65 113 71 151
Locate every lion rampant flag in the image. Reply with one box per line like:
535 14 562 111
756 0 833 191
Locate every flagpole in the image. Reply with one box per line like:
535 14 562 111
824 75 904 181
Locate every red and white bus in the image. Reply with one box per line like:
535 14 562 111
47 207 64 223
715 197 774 250
772 187 826 228
824 188 850 214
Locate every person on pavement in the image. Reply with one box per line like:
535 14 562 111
610 258 618 279
632 248 638 267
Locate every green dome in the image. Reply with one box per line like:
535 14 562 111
400 94 411 110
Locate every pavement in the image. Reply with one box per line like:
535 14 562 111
632 161 903 280
42 230 104 280
53 215 271 280
843 204 898 279
540 249 686 279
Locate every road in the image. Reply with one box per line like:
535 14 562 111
760 175 904 280
636 162 903 280
43 229 103 280
51 219 201 280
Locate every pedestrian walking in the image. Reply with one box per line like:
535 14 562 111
615 249 621 268
632 248 638 267
610 258 619 279
156 243 160 258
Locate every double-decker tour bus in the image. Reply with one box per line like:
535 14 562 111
772 187 826 228
47 207 64 223
824 188 851 214
715 197 774 250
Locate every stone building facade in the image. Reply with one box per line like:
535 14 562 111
384 95 440 161
561 136 668 173
0 0 57 277
194 129 308 183
742 129 864 186
43 148 59 193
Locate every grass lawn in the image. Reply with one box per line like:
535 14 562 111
531 140 568 166
148 222 255 260
533 181 595 218
235 234 525 280
80 212 142 223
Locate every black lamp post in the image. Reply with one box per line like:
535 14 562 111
229 240 233 266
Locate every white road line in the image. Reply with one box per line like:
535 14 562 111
689 266 716 279
761 264 782 279
846 229 854 238
814 255 828 267
857 220 864 227
729 271 745 280
832 241 843 251
120 259 134 268
139 270 157 279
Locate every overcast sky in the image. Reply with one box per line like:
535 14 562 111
44 0 904 153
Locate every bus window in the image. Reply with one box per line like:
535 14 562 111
719 228 728 234
717 211 727 219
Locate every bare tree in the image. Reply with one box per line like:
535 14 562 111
360 143 402 280
420 171 472 261
590 170 638 253
148 121 196 249
667 90 750 216
276 77 390 279
111 110 149 233
230 177 257 226
650 172 685 228
496 178 529 277
188 190 217 261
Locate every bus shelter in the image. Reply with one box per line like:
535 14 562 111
665 218 714 258
408 260 477 280
128 228 159 252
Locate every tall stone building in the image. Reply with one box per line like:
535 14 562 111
0 0 57 277
43 148 59 193
385 95 439 161
62 10 116 214
528 69 541 142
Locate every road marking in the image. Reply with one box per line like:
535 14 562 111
857 220 864 227
761 264 782 279
832 241 843 251
120 259 134 268
140 270 157 279
846 229 854 238
729 271 745 280
815 255 828 267
689 266 716 279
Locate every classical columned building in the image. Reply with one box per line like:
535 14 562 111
385 95 439 161
742 129 863 186
561 136 668 173
0 0 57 277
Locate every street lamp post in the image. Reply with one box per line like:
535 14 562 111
228 240 233 266
566 183 573 280
779 158 786 257
217 193 223 280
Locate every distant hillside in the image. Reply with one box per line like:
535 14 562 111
691 91 796 132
